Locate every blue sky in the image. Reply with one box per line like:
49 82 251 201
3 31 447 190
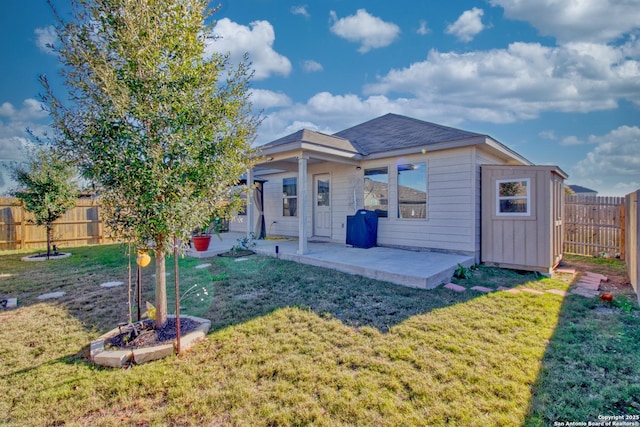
1 0 639 196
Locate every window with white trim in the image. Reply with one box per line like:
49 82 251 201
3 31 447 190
282 177 297 216
496 178 530 215
364 167 388 217
397 162 427 219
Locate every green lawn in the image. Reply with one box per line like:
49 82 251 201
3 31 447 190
0 245 638 426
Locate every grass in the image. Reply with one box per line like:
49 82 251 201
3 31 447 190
0 245 639 426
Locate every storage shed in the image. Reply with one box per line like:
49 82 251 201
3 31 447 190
481 165 568 274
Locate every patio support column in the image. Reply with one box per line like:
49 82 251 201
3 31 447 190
246 168 255 239
297 155 308 255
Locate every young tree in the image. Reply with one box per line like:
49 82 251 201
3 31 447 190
11 147 77 259
42 0 259 326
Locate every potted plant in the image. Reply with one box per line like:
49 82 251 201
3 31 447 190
191 226 212 251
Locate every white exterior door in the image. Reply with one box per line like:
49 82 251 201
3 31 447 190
314 174 331 237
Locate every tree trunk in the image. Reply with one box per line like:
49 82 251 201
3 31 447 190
46 223 52 260
154 249 167 327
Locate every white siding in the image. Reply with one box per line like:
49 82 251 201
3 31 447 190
362 148 477 254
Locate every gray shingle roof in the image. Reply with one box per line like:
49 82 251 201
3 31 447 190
569 184 598 194
333 113 483 155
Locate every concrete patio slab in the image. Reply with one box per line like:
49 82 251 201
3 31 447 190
189 232 474 290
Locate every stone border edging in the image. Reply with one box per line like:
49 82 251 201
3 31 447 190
21 253 71 262
90 314 211 368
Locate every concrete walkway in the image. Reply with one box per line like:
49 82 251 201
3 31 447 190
187 232 474 289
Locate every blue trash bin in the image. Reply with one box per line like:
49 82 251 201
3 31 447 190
346 209 378 248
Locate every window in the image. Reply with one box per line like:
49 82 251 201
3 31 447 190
397 162 427 219
496 178 530 215
364 167 388 217
282 177 297 216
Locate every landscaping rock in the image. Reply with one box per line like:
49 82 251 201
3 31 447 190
584 272 607 282
570 288 599 298
546 289 568 296
195 263 211 269
444 283 466 292
100 281 124 288
470 286 493 293
37 291 65 300
521 288 545 295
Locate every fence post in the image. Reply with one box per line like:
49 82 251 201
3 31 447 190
20 203 26 250
620 203 626 261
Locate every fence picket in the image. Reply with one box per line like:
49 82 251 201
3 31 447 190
0 197 113 250
564 195 625 257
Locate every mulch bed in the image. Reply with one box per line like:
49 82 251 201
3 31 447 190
104 317 201 350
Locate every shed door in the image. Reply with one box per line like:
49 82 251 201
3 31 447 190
314 174 331 237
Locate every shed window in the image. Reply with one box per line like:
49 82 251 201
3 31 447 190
283 177 297 216
364 167 388 217
397 162 427 219
496 179 530 215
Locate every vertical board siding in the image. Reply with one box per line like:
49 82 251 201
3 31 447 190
481 165 565 273
0 197 112 250
564 195 625 257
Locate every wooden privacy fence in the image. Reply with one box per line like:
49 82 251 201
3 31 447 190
0 197 113 250
564 195 626 258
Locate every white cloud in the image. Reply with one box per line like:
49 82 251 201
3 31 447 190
329 9 400 53
291 5 310 18
301 60 323 73
250 89 292 110
571 126 640 196
253 91 468 145
362 41 640 123
34 25 56 55
207 18 292 80
445 8 486 42
561 136 585 146
538 130 557 140
417 20 431 36
490 0 640 43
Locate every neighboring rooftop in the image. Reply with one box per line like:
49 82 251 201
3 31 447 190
569 185 598 195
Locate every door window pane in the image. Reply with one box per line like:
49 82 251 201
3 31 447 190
317 179 330 207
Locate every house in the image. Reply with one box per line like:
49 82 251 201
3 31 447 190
568 184 598 198
232 113 566 271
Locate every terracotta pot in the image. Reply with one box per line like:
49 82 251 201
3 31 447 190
192 235 212 251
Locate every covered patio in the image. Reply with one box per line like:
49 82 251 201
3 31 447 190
189 231 474 289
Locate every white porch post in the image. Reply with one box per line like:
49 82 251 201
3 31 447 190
298 155 308 255
246 168 254 239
